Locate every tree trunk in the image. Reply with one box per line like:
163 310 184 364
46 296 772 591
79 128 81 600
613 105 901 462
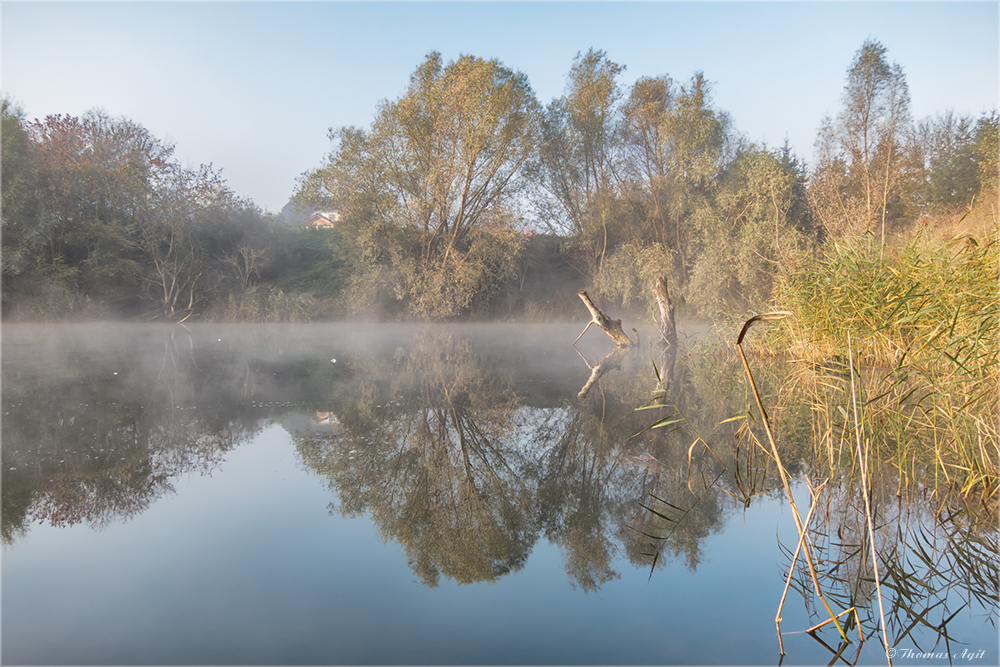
575 291 632 347
653 276 677 350
653 276 677 395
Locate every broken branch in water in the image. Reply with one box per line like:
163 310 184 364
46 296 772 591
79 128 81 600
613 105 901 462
575 291 632 347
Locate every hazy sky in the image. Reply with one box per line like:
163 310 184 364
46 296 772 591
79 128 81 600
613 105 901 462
3 1 998 213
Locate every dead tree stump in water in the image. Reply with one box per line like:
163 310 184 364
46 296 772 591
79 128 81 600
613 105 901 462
654 276 677 350
574 291 633 347
654 276 678 394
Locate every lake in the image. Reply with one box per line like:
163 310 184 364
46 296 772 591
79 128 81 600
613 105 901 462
2 323 996 665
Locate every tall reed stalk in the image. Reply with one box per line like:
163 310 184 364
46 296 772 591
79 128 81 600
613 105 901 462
847 336 891 663
736 312 851 649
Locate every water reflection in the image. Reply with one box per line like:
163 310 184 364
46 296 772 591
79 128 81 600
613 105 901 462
2 326 260 540
3 322 735 588
285 327 677 590
294 331 536 586
779 475 999 661
2 323 995 663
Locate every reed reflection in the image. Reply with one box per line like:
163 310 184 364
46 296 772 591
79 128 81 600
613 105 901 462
780 475 999 662
635 342 998 662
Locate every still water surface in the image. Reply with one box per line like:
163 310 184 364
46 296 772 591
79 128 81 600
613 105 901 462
2 323 995 665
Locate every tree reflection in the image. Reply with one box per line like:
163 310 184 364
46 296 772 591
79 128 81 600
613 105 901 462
280 326 751 590
1 325 297 542
294 331 538 586
586 343 733 574
535 400 638 591
285 327 745 591
2 324 766 593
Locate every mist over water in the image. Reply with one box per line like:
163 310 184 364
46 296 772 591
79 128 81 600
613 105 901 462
2 323 995 665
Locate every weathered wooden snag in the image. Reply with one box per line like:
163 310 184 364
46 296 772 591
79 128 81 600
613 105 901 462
654 276 677 350
574 291 633 347
653 276 678 396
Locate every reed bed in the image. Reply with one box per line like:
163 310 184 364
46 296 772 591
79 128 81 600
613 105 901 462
771 229 999 499
773 231 997 365
637 294 997 663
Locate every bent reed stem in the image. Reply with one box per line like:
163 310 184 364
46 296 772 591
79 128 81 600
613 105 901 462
736 312 850 648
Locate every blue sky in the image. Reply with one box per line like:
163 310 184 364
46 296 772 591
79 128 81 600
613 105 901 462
3 1 998 213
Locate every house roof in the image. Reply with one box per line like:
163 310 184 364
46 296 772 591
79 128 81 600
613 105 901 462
304 211 339 228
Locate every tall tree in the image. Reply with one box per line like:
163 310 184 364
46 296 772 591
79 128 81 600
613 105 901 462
619 72 730 282
7 110 175 314
812 40 912 245
132 164 226 318
299 52 540 319
1 99 52 302
972 110 999 195
2 105 272 320
687 146 809 318
534 49 625 277
620 76 676 248
912 111 980 210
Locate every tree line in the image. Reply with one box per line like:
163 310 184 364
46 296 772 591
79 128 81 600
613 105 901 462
4 40 997 321
1 104 289 319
